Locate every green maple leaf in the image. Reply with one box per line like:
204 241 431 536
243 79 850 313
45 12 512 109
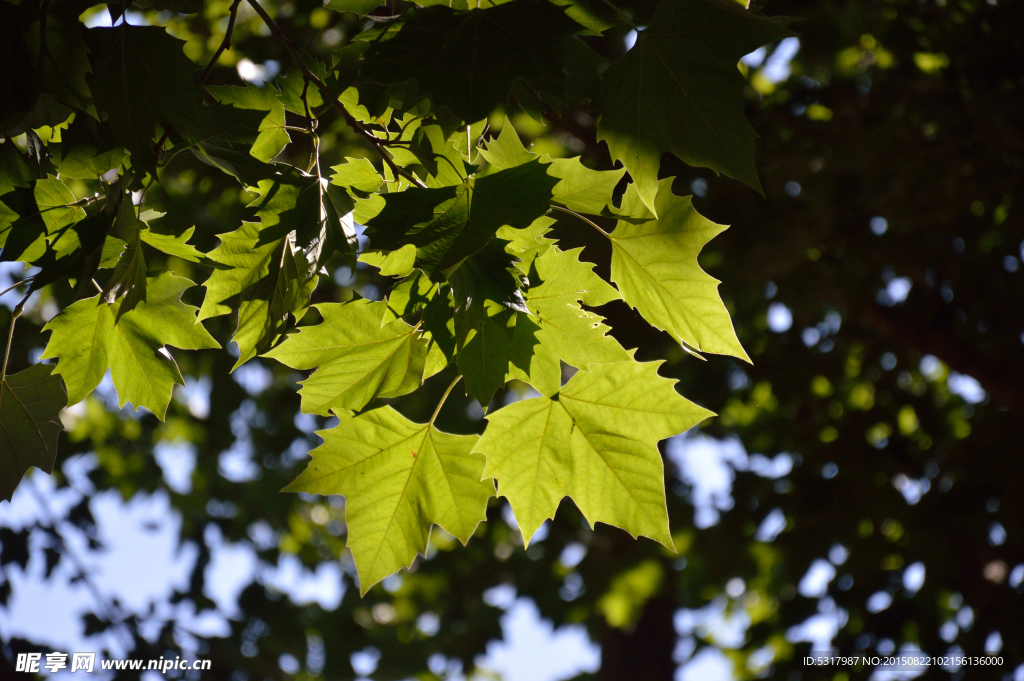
475 360 712 544
264 299 428 415
379 271 439 323
608 178 749 360
453 299 516 407
0 145 32 195
357 0 583 121
199 222 317 369
364 159 556 280
284 405 493 593
0 364 67 502
206 83 291 163
89 26 207 176
25 11 92 113
597 0 794 212
359 244 417 278
388 123 470 189
101 201 148 319
249 173 356 265
508 243 628 395
58 146 128 181
41 273 220 420
325 0 382 16
379 275 452 379
551 0 623 36
451 237 529 313
481 121 625 215
448 238 531 404
140 225 203 263
276 65 327 115
0 188 47 261
191 136 279 186
34 175 84 233
330 157 384 194
497 216 558 275
0 201 18 245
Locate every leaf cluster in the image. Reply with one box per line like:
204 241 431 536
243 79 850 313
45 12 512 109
0 0 790 590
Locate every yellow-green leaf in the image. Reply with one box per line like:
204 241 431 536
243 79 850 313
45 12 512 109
475 360 712 545
264 300 428 415
609 178 749 361
284 405 493 593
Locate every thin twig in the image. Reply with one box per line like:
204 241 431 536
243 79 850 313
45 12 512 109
430 375 462 426
24 477 134 652
243 0 428 189
549 204 611 238
199 0 244 88
0 275 36 301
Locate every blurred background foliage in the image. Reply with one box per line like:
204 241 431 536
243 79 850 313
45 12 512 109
1 0 1022 678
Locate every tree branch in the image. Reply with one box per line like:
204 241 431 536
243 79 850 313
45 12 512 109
25 477 134 652
243 0 428 189
199 0 244 88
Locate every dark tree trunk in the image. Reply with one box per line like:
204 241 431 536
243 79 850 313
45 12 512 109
595 561 677 681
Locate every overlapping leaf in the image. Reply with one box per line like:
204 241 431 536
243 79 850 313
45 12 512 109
34 176 84 233
330 158 384 194
140 225 203 263
249 173 356 265
449 239 527 405
0 0 765 592
507 242 628 395
357 0 583 120
199 222 317 369
284 405 493 593
597 0 794 212
364 159 556 279
207 84 291 163
89 26 208 176
101 201 148 319
609 178 749 360
475 360 713 544
264 300 428 415
42 273 219 419
481 122 625 215
0 364 67 502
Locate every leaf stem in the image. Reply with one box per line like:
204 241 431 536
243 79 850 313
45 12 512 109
0 275 35 301
243 0 428 189
430 374 462 426
549 204 611 239
2 291 31 381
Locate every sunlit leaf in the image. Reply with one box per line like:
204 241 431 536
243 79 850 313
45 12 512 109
364 159 556 280
265 299 428 415
285 405 493 593
199 222 317 369
42 273 219 419
609 178 749 360
481 121 625 214
475 360 712 544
